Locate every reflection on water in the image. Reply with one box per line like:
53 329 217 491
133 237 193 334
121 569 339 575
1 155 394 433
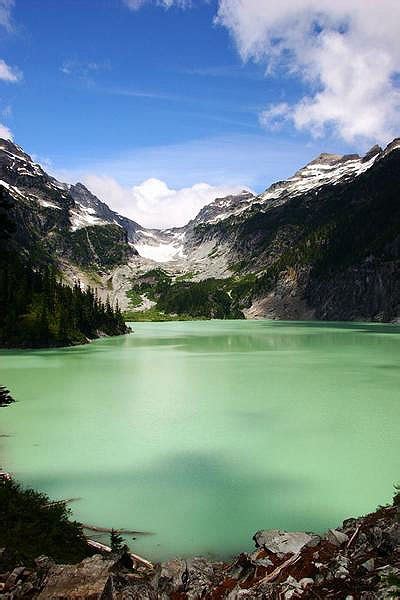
0 320 400 560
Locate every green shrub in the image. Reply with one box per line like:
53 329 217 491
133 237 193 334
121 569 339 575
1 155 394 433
0 480 91 565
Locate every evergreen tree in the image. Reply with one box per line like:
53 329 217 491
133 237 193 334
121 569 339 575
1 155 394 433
110 529 128 554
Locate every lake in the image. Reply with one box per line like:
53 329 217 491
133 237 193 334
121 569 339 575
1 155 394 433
0 320 399 561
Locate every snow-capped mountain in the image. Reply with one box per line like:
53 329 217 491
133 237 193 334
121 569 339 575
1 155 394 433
1 137 394 268
188 143 387 225
1 136 400 322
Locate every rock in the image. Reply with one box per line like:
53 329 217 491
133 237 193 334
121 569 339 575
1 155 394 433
247 549 274 568
370 526 383 548
158 557 217 599
361 558 375 572
334 566 349 579
282 576 303 599
37 554 116 599
299 577 314 589
387 523 400 547
101 573 158 599
35 555 55 571
342 518 358 531
5 566 26 590
324 528 349 546
336 555 349 568
252 529 319 556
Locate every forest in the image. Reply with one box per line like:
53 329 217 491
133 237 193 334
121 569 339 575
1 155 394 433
0 190 129 348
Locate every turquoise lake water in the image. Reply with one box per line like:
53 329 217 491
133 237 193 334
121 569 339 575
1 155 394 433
0 320 399 560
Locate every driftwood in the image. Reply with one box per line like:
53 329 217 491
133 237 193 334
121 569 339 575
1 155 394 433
347 524 361 549
86 539 154 570
254 552 301 587
83 523 153 536
44 497 81 507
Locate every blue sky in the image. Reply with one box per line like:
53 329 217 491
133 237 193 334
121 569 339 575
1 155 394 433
0 0 399 227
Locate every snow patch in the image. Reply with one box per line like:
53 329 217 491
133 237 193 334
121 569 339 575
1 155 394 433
134 230 186 262
134 241 185 262
38 199 61 210
69 206 108 231
0 179 24 198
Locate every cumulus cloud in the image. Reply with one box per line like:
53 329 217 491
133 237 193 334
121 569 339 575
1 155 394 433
123 0 191 11
216 0 400 145
259 103 290 131
0 58 21 82
82 175 245 229
0 122 13 139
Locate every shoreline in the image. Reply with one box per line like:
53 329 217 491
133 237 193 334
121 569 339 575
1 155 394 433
1 490 399 598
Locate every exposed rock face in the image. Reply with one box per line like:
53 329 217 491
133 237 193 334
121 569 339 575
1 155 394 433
2 502 400 599
0 139 137 273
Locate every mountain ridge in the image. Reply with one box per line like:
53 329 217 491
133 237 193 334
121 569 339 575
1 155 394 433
0 137 399 322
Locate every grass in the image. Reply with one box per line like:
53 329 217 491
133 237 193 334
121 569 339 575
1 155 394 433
123 307 205 322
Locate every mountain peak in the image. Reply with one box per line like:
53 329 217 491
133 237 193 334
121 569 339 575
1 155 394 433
381 138 400 158
0 137 34 163
363 144 382 162
312 152 344 164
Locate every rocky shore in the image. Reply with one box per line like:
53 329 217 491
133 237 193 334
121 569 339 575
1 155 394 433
1 498 400 599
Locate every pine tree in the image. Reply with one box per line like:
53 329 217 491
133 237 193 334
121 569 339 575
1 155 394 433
110 529 127 554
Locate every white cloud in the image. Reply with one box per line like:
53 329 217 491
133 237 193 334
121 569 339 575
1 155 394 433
0 122 13 139
216 0 400 145
0 0 13 31
60 59 110 77
54 134 320 197
259 103 290 131
81 175 245 228
0 58 21 82
123 0 191 11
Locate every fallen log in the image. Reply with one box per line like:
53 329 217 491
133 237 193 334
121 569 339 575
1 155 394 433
86 539 154 570
254 552 301 587
83 523 153 536
44 497 81 507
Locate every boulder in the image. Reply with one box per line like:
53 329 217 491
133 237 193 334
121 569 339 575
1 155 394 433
38 554 116 599
158 557 218 599
253 529 320 556
324 528 349 547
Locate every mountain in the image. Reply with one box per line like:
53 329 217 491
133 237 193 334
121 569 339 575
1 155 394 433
0 137 399 322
